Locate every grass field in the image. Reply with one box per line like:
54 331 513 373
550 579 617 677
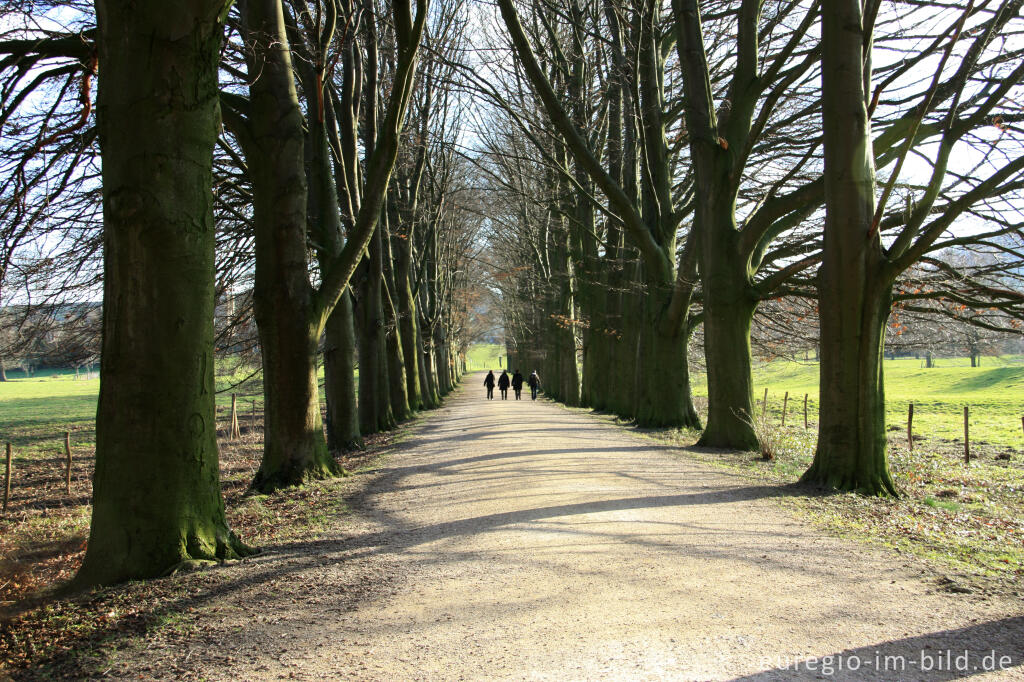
465 343 503 371
0 363 267 464
694 355 1024 447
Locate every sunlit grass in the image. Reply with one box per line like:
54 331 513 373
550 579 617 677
465 343 503 371
694 355 1024 448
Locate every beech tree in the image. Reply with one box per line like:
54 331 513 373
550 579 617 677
221 0 428 490
803 0 1024 494
495 0 702 427
76 0 252 585
673 0 824 449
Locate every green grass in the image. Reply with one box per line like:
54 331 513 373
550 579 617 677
0 372 100 461
0 363 273 466
465 343 504 371
694 355 1024 447
923 496 961 513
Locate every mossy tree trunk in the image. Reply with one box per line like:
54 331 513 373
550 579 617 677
220 0 428 480
696 212 757 450
673 0 760 450
77 0 251 587
295 0 360 453
673 0 828 450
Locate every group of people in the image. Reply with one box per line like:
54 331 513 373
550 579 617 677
484 369 541 401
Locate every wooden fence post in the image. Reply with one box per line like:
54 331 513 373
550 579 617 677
963 405 970 464
4 443 11 513
803 394 808 429
761 387 768 419
781 391 789 426
907 403 914 452
251 400 257 436
230 394 241 440
64 431 72 495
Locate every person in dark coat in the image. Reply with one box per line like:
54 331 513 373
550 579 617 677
527 370 541 400
497 369 511 400
484 370 496 400
511 369 524 400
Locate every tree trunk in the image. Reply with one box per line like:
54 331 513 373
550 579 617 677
420 328 440 406
394 232 423 410
557 242 580 407
434 329 452 396
417 318 439 408
358 234 397 434
581 305 607 410
384 291 410 420
804 283 897 494
634 287 701 428
324 291 361 450
252 316 333 490
800 0 898 496
77 0 250 587
381 210 410 422
697 232 758 449
242 0 337 492
608 265 641 419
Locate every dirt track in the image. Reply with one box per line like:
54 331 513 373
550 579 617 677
98 374 1023 680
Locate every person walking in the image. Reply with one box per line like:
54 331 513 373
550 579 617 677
528 370 541 400
497 369 511 400
484 370 496 400
511 369 524 400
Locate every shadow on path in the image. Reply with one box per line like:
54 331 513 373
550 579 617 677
731 617 1024 681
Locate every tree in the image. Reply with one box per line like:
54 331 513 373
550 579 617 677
495 0 701 428
76 0 252 586
673 0 823 450
803 0 1024 494
221 0 428 490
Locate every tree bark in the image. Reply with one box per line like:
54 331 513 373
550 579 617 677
697 216 757 450
358 230 397 434
393 226 423 410
673 0 760 450
417 314 439 408
77 0 250 587
324 292 361 450
241 0 338 492
800 0 899 496
634 282 701 428
381 208 411 421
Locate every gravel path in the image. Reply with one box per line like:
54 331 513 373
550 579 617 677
123 375 1023 680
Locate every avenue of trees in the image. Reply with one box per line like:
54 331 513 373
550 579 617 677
476 0 1024 495
1 0 1023 585
0 0 491 585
